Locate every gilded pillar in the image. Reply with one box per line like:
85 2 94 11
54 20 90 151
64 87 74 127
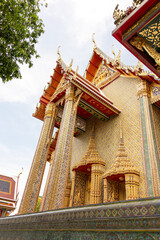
125 174 139 200
69 171 76 207
137 80 160 197
41 84 79 210
39 151 55 212
103 178 108 203
18 103 58 214
90 164 104 204
64 174 72 208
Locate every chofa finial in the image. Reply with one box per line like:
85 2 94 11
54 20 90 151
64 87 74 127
18 167 23 177
92 33 97 49
57 46 61 60
73 65 79 79
112 45 116 58
112 45 121 63
75 65 79 74
68 58 73 72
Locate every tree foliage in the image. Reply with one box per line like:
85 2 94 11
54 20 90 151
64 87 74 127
0 0 46 83
35 196 42 212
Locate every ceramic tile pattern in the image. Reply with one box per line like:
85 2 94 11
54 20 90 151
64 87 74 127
139 97 153 196
0 197 160 239
72 76 146 198
152 104 160 179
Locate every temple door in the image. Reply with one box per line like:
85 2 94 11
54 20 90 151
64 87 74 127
84 175 91 205
119 182 126 201
73 171 86 206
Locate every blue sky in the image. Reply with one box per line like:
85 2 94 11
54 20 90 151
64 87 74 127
0 0 137 213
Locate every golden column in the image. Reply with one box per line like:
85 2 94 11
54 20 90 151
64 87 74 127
63 173 72 208
125 174 140 200
90 164 104 204
69 171 76 207
137 80 160 197
103 178 108 203
18 103 58 214
41 84 79 210
39 151 55 211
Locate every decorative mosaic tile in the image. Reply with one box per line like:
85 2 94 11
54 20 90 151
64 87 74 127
132 207 139 216
105 208 111 217
0 198 160 239
118 208 124 216
125 208 131 216
72 76 147 199
140 206 148 215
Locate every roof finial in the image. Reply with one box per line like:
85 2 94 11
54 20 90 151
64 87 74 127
57 46 61 61
92 33 97 49
76 65 79 74
18 167 23 177
68 58 73 72
112 45 116 58
117 49 121 62
75 65 79 74
112 45 121 63
73 65 79 79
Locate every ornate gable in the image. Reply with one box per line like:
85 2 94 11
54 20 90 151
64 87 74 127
93 63 115 86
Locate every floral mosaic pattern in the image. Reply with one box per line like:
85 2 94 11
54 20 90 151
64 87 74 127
0 197 160 239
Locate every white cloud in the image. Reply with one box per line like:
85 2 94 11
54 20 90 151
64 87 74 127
0 143 10 154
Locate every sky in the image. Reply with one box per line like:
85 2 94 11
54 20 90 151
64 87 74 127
0 0 137 214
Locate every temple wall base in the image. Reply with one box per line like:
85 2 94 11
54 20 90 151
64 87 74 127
0 197 160 239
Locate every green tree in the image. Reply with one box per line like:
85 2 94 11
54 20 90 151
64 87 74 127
0 0 46 83
36 196 42 212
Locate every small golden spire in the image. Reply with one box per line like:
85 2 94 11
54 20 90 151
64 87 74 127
75 65 79 74
112 45 116 58
57 46 61 61
92 33 97 49
68 58 73 72
112 45 121 63
73 65 79 79
117 49 121 62
18 167 23 177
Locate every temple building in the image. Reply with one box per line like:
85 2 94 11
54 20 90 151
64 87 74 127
112 0 160 77
1 0 160 239
0 174 18 217
18 38 160 214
